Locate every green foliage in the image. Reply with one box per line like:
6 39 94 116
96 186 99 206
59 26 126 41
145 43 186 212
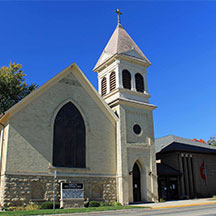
99 202 122 207
88 201 100 207
99 202 113 207
159 198 165 202
0 62 37 114
25 203 39 210
40 202 60 209
112 202 122 207
0 205 140 216
7 203 40 211
7 206 25 211
207 137 216 146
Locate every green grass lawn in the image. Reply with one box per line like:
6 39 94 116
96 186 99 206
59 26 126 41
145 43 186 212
0 206 144 216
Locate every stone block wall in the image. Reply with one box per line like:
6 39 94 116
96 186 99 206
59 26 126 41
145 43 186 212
0 174 117 207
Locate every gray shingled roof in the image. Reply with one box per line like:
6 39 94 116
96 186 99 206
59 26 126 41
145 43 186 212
94 24 151 70
155 135 216 154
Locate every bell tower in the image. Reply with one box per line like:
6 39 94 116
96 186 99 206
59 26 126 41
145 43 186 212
93 10 158 204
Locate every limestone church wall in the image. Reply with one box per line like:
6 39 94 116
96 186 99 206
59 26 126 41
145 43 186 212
124 104 158 202
0 174 116 207
0 71 117 207
125 105 154 144
5 73 116 175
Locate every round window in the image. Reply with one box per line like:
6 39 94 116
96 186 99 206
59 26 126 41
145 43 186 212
133 124 141 135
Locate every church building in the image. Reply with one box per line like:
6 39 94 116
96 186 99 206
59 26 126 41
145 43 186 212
156 135 216 201
0 11 158 207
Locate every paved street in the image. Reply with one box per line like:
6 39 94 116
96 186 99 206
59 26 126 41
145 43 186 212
51 204 216 216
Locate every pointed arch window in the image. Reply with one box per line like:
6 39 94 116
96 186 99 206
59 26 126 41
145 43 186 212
135 73 144 92
110 71 116 92
101 77 107 96
122 70 131 89
53 102 86 168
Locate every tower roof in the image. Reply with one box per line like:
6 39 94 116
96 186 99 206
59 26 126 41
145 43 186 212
94 24 151 71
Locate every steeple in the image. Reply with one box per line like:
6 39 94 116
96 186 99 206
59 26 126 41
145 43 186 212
94 10 154 108
93 11 158 205
93 23 151 71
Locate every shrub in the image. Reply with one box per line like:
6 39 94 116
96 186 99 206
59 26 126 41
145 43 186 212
100 202 112 207
25 203 40 210
7 206 25 211
112 202 122 206
84 200 89 208
40 201 60 209
159 198 165 202
88 201 100 207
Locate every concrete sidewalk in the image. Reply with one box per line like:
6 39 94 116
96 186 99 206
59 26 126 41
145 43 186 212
131 198 216 209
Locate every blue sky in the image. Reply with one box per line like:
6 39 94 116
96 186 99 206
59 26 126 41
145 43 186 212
0 1 216 141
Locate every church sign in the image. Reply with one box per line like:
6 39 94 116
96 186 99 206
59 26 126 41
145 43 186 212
61 183 84 199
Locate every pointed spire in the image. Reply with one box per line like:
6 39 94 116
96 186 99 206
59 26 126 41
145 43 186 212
94 24 151 71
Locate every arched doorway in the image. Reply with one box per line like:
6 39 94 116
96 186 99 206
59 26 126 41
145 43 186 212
133 162 141 202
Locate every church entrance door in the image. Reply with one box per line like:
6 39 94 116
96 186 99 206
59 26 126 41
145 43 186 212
133 163 141 202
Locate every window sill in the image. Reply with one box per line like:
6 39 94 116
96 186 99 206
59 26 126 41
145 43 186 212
48 164 90 172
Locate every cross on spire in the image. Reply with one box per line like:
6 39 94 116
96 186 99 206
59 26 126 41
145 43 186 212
115 9 123 25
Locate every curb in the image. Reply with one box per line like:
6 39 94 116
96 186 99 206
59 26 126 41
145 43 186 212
151 201 216 209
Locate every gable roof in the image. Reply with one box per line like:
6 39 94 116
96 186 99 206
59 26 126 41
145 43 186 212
159 142 216 155
155 135 216 154
94 24 151 70
0 63 118 126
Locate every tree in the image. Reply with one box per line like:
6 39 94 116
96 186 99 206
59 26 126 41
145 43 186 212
192 138 206 144
0 62 37 114
207 137 216 146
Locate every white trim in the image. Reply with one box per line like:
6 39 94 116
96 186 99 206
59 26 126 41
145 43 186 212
110 98 157 110
0 63 118 125
4 171 116 178
94 53 150 73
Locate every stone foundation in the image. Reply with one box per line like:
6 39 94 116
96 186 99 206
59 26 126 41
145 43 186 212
60 199 84 208
0 174 117 207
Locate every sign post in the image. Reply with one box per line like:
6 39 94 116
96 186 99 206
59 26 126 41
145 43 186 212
53 170 57 210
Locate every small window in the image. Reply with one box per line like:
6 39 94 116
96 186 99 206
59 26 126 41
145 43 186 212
133 124 141 135
110 72 116 92
135 73 144 92
122 70 131 89
101 77 107 96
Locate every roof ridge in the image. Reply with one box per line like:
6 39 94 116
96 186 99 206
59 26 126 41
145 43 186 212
0 63 118 125
116 24 120 54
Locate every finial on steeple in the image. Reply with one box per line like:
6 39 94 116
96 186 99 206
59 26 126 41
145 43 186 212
115 9 123 25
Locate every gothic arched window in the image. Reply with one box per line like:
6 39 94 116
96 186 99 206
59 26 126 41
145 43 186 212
101 77 107 96
122 70 131 89
110 72 116 92
53 102 86 168
135 73 144 92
